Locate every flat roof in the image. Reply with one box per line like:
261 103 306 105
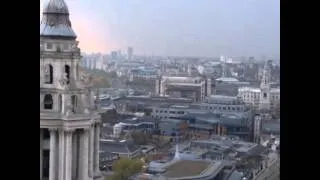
163 160 210 178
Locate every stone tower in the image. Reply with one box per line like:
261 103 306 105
259 61 271 111
40 1 101 180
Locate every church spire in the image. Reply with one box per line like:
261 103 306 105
40 0 77 39
260 61 271 89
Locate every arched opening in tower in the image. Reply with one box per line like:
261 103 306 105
58 94 62 112
71 95 77 113
263 93 267 98
44 94 53 109
64 65 70 84
44 64 53 84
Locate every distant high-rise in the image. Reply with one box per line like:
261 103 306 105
111 51 118 61
127 47 133 60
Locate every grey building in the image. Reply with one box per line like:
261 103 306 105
100 139 141 159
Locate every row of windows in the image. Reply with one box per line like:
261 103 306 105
241 93 279 100
203 106 241 111
46 43 69 51
242 94 259 99
42 64 78 85
151 116 175 119
155 110 185 114
42 94 78 113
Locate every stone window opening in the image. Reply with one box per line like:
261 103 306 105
64 65 70 84
57 44 62 52
71 95 77 113
44 94 53 110
58 94 62 112
76 63 79 79
263 93 267 98
44 64 53 84
46 43 52 49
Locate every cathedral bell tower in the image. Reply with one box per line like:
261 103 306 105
259 61 271 111
40 1 102 180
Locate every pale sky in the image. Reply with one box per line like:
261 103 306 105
40 0 280 59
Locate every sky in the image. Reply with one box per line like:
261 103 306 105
40 0 280 59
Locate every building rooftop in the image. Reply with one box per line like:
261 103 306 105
228 170 243 180
162 160 210 178
191 138 259 154
262 121 280 134
100 139 140 154
238 87 261 93
118 116 155 124
162 76 203 83
177 111 250 127
204 95 245 105
216 77 239 82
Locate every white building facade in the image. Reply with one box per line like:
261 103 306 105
238 63 280 111
40 1 101 180
155 76 212 102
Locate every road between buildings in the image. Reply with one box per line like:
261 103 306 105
254 159 280 180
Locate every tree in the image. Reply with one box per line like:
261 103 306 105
110 158 144 180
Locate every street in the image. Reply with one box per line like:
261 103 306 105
254 159 280 180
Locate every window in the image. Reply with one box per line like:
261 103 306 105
58 94 62 112
222 107 226 110
227 107 230 110
263 93 267 98
44 64 53 84
64 65 70 84
71 95 77 113
46 43 52 49
44 94 53 109
43 129 50 140
76 63 79 79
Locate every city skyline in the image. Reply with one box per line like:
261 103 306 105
40 0 280 59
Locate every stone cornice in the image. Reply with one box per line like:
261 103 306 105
40 87 87 93
41 120 92 130
40 51 81 60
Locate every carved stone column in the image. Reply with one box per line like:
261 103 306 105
65 128 74 180
72 131 78 180
58 129 65 180
49 128 57 180
88 124 95 177
94 123 101 174
80 128 90 180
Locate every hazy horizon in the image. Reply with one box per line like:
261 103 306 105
40 0 280 59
